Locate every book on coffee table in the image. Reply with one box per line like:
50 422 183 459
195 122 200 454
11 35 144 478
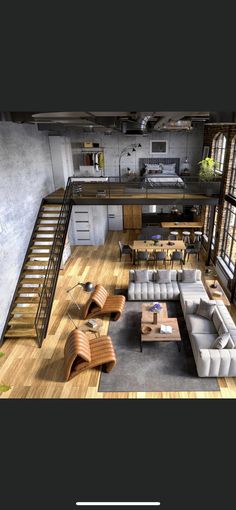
160 324 172 334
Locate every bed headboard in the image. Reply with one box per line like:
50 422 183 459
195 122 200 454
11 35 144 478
139 157 180 175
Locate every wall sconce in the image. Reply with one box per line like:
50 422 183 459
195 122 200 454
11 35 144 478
118 143 141 180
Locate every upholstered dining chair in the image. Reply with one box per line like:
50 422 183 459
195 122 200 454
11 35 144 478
153 250 167 268
170 250 184 268
184 241 201 262
118 241 133 261
136 249 149 266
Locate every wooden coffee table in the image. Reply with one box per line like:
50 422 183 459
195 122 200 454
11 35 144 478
141 304 181 352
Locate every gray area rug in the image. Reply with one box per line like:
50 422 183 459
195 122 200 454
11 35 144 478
99 301 220 392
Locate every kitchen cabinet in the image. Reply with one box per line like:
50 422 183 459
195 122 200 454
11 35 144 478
123 205 142 229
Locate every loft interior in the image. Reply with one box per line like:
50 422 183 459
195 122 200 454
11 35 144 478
0 110 236 399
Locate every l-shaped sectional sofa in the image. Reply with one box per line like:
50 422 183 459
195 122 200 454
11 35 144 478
128 268 236 377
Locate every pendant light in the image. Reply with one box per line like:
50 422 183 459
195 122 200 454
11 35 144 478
190 205 198 213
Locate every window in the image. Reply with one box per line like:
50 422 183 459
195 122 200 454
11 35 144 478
204 205 210 239
221 203 236 273
228 135 236 197
211 132 227 174
212 206 218 249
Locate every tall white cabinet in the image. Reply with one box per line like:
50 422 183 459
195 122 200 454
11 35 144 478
70 205 108 245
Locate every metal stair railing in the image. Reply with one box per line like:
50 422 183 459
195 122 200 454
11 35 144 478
34 178 72 347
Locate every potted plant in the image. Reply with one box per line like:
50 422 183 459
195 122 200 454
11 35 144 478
0 352 11 394
197 157 221 195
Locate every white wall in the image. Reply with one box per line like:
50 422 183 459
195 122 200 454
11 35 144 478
0 122 54 338
68 125 204 178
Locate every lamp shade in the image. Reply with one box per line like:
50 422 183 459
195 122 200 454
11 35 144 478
82 282 95 292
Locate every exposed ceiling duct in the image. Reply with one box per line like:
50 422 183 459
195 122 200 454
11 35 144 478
7 110 235 133
121 112 154 135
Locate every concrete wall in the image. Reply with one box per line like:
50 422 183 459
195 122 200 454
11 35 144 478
0 122 54 338
68 125 204 178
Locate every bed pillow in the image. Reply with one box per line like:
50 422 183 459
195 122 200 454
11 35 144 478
144 163 163 172
161 164 176 174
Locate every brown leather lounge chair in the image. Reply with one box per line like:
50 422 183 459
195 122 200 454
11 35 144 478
82 284 126 321
64 329 116 381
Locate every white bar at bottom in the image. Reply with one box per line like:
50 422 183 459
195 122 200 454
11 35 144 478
76 503 161 507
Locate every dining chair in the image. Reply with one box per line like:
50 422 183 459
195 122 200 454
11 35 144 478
170 250 184 268
184 242 201 262
153 250 167 268
118 241 133 261
136 249 149 266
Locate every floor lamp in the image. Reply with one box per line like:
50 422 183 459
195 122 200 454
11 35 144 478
118 143 141 181
66 281 95 318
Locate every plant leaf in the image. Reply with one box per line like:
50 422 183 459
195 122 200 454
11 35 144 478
0 384 11 393
0 352 5 358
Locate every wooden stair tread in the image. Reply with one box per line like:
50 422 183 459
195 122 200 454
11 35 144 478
33 237 55 242
22 270 53 276
19 278 45 284
5 329 37 338
12 306 38 314
25 260 49 266
39 216 60 220
17 287 41 294
29 244 53 249
35 225 56 235
15 296 40 303
9 317 35 325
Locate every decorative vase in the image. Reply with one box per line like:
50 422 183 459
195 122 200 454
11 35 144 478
153 312 158 324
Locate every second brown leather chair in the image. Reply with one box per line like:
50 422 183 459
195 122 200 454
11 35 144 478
82 284 125 321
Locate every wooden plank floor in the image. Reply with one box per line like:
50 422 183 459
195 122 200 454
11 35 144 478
1 230 236 399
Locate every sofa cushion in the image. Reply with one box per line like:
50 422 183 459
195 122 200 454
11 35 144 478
134 270 149 283
182 269 197 283
129 270 154 283
196 298 216 320
212 308 224 333
186 314 217 334
211 332 231 349
155 270 171 284
191 333 218 350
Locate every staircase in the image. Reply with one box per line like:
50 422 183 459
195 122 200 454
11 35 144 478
1 181 72 348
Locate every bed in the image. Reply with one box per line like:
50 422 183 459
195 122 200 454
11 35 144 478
139 157 185 189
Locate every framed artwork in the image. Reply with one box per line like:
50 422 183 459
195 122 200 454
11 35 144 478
150 140 168 154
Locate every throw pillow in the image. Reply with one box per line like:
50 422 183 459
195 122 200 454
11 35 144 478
182 269 197 283
226 336 235 348
185 300 199 315
211 332 231 349
196 298 216 320
155 270 172 284
212 308 223 332
134 270 149 283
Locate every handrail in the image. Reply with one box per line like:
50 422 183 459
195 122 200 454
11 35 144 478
34 178 72 346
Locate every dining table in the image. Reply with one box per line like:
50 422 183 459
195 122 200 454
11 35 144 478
131 239 186 265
